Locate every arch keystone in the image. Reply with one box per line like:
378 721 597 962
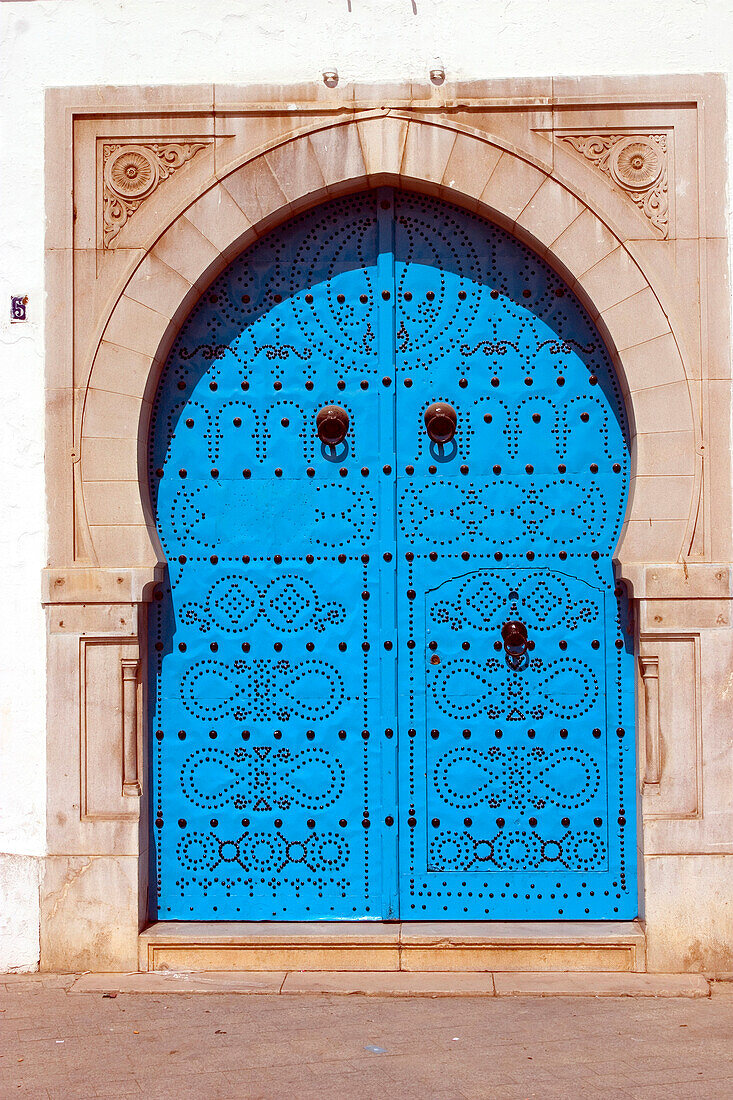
400 119 458 190
356 115 409 184
308 124 367 195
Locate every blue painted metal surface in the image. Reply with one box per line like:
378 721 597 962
149 188 636 921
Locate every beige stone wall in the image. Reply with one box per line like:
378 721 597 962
42 77 733 972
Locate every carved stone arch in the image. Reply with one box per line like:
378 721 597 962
79 114 698 578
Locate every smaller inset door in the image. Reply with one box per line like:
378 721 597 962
400 567 614 918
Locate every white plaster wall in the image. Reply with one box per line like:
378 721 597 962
0 0 731 972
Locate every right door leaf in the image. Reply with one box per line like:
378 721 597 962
394 190 636 920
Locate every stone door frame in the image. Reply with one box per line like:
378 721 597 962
42 77 733 972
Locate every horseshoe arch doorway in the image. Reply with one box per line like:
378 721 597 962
147 187 637 921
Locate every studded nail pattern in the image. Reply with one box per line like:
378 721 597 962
148 188 636 922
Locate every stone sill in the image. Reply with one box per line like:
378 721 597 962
139 920 646 974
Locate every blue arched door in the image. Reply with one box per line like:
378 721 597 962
148 188 636 921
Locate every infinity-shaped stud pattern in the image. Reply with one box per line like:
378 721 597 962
429 656 599 720
181 747 346 811
433 746 601 810
180 659 347 722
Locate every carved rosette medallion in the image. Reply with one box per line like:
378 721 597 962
558 134 669 237
102 141 210 248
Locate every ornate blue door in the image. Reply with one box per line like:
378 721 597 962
149 188 636 921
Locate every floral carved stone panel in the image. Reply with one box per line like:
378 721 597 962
557 134 669 237
102 142 211 248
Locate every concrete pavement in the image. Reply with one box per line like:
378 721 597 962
1 973 732 1098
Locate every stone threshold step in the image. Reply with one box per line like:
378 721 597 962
139 920 645 973
71 970 709 998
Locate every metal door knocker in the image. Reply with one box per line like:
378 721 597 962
424 402 457 443
316 404 349 446
501 620 529 670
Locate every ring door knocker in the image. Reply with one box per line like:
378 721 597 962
501 620 530 671
316 404 349 455
424 402 457 444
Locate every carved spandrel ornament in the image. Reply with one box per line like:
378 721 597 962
558 133 669 237
102 141 210 248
